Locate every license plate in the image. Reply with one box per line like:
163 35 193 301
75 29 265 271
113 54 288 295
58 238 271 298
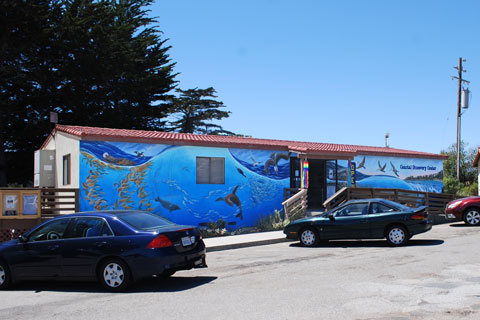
181 236 195 246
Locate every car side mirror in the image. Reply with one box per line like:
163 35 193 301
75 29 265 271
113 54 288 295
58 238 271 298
328 214 335 221
18 235 28 243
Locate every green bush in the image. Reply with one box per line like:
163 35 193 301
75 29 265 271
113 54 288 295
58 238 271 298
443 177 478 196
255 210 289 232
459 181 478 196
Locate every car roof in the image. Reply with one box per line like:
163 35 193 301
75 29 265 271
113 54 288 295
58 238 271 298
346 198 386 204
56 210 147 219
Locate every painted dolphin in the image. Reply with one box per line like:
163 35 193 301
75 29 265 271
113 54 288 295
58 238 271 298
264 158 276 174
357 157 366 169
274 152 290 163
216 185 243 220
274 152 291 173
390 162 400 177
377 161 386 172
155 197 181 212
264 152 290 174
251 157 260 166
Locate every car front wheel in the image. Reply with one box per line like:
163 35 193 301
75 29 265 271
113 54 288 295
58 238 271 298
464 209 480 226
386 225 408 247
98 259 132 292
0 261 11 290
300 227 319 247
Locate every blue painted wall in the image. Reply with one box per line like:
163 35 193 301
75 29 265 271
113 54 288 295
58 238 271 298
79 141 290 230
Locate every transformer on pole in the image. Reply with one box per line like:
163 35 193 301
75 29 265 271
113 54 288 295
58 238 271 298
451 58 471 181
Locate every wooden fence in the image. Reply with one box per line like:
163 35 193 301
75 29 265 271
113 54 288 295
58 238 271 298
323 187 460 217
0 188 79 242
40 188 79 218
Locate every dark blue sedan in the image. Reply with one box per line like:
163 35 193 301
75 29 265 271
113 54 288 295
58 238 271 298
0 211 207 291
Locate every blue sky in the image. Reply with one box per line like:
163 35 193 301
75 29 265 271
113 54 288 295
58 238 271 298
150 0 480 155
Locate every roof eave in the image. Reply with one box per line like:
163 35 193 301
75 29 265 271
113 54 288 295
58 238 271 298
473 149 480 167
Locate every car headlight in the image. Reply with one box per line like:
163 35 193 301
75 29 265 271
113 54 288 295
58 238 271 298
447 200 462 209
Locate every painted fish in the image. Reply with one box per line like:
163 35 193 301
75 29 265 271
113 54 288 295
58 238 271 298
155 197 181 212
236 167 247 178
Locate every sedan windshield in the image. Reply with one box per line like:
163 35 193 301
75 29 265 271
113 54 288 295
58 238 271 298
117 212 173 231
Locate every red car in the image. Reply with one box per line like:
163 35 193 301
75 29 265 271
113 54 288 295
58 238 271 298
445 196 480 226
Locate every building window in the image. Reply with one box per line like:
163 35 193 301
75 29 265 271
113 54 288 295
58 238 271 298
63 154 71 185
196 157 225 184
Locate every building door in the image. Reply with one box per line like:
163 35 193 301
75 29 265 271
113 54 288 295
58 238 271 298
290 157 301 188
307 159 326 209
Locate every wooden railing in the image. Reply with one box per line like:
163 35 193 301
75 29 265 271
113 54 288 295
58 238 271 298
40 188 79 218
323 187 460 216
282 188 308 221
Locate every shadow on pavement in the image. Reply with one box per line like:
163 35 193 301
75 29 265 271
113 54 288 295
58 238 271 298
449 223 478 227
289 239 444 248
9 275 217 293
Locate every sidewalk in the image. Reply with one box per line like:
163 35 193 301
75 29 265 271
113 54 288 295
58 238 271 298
203 230 292 252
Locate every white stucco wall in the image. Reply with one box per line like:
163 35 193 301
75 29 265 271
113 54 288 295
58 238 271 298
53 132 80 189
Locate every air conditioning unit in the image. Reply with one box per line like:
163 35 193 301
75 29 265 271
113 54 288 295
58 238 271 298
34 150 56 187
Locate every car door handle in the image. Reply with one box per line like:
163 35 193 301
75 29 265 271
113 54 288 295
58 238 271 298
48 245 60 251
95 241 108 248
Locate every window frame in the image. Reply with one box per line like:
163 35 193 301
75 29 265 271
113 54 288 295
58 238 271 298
196 156 225 184
63 154 71 185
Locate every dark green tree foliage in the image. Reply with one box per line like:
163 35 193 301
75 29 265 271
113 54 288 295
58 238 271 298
0 0 176 186
167 87 234 135
441 141 479 195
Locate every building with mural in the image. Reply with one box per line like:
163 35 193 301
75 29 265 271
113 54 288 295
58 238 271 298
36 125 447 231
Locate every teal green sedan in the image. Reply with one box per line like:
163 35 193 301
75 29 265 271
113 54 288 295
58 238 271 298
284 199 432 247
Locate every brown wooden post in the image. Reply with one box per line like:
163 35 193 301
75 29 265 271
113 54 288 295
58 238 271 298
74 189 80 212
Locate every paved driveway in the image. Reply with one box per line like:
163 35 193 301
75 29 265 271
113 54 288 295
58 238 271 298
1 223 479 320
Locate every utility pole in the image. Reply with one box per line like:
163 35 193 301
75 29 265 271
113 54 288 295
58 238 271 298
451 58 470 180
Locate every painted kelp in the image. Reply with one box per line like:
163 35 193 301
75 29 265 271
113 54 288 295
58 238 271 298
79 141 290 230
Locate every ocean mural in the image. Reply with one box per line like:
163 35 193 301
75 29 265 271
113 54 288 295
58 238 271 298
352 155 443 193
79 141 291 230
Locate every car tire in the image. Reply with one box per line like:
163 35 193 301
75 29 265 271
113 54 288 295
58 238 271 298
386 225 408 247
0 260 11 290
463 209 480 226
98 258 132 292
299 227 319 247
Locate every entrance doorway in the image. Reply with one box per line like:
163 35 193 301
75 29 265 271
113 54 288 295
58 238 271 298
307 159 326 209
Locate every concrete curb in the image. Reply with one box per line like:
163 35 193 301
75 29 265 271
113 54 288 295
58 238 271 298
206 237 292 252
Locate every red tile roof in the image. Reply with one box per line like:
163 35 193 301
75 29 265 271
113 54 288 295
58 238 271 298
46 124 447 160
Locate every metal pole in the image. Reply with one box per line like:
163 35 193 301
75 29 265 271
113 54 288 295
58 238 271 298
456 58 462 180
